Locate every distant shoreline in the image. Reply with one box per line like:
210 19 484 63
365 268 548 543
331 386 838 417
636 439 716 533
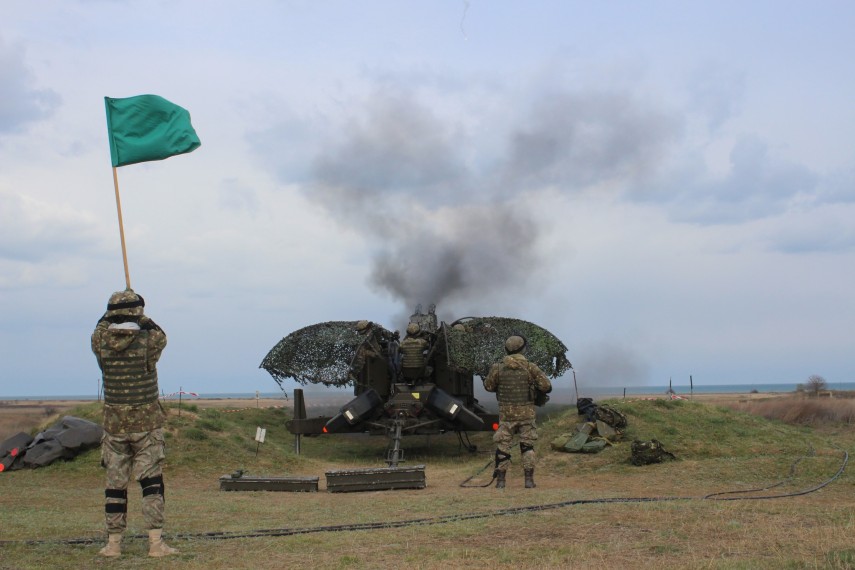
6 381 855 402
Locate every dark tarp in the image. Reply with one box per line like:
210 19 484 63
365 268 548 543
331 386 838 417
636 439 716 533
1 431 33 457
0 416 103 471
0 432 34 472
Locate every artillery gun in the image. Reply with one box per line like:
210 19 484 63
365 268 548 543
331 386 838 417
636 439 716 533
260 304 571 491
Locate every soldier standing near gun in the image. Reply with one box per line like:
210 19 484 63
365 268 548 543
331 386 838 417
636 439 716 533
349 320 379 382
91 290 178 558
399 322 430 383
483 335 552 489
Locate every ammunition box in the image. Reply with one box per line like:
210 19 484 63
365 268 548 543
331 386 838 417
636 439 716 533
219 475 319 492
325 465 426 493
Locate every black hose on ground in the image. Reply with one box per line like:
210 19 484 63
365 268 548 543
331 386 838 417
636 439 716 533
3 448 847 547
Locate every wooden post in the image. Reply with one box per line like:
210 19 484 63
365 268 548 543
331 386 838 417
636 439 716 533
572 370 579 402
111 167 132 290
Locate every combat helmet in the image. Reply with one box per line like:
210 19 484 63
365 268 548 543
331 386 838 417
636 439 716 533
504 335 526 354
105 289 145 318
355 320 371 332
406 323 420 335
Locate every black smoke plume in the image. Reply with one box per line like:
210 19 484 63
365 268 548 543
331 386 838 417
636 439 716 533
302 85 675 314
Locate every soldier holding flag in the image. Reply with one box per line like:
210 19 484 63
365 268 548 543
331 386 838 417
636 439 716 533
92 290 177 557
92 94 200 557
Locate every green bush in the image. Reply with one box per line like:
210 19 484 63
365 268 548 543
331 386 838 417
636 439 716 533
197 416 227 432
181 427 209 441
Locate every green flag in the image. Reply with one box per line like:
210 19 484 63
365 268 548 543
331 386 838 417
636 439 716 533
105 95 201 167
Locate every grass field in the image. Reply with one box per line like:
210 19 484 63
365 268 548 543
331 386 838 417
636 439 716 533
1 397 854 569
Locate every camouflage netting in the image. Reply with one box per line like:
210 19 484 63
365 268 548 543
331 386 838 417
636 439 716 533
260 321 391 388
261 316 571 388
441 317 572 379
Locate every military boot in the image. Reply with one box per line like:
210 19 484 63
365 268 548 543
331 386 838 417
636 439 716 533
148 529 178 557
495 469 506 489
98 533 122 557
524 468 536 489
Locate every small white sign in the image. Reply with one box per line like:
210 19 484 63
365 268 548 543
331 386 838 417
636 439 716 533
255 427 266 443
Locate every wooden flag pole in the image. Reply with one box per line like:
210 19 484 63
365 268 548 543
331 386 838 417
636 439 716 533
572 370 579 401
111 167 132 290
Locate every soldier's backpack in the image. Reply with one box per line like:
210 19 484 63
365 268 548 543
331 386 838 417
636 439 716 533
576 398 597 421
630 439 676 466
595 404 628 431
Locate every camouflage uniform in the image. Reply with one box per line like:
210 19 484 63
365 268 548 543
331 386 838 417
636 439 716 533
350 321 381 381
483 345 552 486
400 336 429 381
400 323 430 382
92 290 176 557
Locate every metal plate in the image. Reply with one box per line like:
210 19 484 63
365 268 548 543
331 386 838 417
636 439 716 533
219 475 319 492
325 465 426 493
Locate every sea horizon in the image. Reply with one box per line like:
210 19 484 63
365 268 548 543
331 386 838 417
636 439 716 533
4 381 854 401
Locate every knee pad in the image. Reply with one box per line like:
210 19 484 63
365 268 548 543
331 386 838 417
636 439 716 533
140 475 165 500
104 488 128 514
495 449 511 468
520 442 535 454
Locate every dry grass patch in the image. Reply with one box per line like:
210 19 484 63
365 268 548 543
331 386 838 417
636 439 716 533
727 396 855 425
0 400 87 438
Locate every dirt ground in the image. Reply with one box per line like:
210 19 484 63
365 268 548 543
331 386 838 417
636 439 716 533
0 399 87 439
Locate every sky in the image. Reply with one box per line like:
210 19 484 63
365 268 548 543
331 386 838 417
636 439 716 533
2 1 854 397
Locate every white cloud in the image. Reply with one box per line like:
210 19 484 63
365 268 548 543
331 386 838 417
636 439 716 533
3 1 855 396
0 191 105 263
0 35 60 134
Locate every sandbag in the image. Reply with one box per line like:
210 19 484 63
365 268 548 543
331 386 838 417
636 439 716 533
595 420 617 439
563 429 592 452
550 434 572 451
580 439 608 453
